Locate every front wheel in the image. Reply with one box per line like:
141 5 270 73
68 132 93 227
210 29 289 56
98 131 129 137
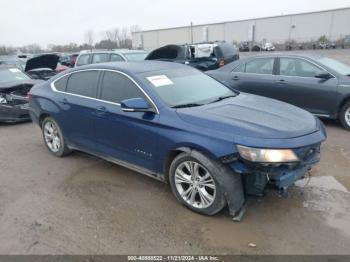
42 117 71 157
169 151 226 216
339 102 350 130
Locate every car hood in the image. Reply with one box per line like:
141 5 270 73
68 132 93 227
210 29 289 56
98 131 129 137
176 93 319 140
0 79 41 91
25 54 59 72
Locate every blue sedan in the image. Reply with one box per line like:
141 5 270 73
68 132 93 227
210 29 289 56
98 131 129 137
29 61 326 220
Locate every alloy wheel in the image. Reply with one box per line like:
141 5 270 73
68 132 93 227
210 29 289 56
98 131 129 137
43 121 61 153
345 107 350 127
174 161 216 209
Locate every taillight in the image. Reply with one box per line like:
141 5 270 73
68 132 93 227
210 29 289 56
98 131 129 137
219 59 225 67
26 92 32 101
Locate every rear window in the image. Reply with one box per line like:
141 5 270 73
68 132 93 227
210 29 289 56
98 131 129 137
66 71 99 98
217 43 236 57
76 54 91 67
54 75 69 91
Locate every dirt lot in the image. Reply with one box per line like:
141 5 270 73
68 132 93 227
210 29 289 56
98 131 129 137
0 49 350 255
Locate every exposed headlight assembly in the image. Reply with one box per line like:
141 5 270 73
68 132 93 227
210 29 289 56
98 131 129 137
237 145 299 163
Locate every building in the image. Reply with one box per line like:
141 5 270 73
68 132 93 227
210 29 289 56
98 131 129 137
132 7 350 50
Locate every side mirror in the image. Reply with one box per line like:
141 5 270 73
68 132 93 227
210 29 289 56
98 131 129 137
315 71 333 79
120 98 155 113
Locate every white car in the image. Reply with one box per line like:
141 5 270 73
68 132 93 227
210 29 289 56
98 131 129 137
262 42 275 51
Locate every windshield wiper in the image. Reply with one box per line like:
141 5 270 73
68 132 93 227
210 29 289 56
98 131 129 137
209 95 237 104
172 103 203 109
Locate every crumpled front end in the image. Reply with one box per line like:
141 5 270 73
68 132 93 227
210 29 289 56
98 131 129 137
0 84 32 122
229 143 322 196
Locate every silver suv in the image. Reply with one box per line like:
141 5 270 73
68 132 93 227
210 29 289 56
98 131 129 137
75 49 148 67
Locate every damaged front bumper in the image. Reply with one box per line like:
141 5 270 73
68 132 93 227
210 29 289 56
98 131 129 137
229 143 321 196
0 103 31 122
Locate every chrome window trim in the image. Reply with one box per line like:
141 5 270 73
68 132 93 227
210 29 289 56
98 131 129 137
278 56 337 79
50 68 159 114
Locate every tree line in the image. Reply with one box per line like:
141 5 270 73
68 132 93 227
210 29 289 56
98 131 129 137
0 25 141 55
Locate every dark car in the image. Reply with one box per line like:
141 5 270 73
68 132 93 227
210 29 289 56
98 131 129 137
25 54 64 80
146 42 239 71
239 42 250 52
207 53 350 130
29 61 326 220
0 65 41 122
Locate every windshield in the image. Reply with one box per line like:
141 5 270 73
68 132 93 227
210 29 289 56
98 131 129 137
318 57 350 75
141 68 236 107
0 68 30 83
123 52 148 61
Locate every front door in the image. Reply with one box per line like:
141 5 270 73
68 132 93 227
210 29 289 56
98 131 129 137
93 71 159 172
275 57 338 115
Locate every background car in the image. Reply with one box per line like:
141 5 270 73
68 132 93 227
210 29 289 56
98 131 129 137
75 49 148 67
262 42 276 51
207 53 350 129
239 42 250 52
145 41 239 71
0 65 41 122
29 61 326 220
25 54 66 80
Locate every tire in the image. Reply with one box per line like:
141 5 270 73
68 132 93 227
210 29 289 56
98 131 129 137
340 102 350 130
169 151 228 216
41 117 71 157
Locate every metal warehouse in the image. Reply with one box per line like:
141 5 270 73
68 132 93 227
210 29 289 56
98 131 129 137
132 7 350 50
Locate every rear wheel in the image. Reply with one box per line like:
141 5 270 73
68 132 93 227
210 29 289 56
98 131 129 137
339 101 350 130
42 117 71 157
169 151 226 216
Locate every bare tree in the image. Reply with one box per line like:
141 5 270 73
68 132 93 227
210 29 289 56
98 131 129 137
105 27 120 45
130 24 142 33
84 30 95 49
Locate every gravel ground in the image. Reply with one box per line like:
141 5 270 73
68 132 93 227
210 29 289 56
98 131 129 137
0 49 350 255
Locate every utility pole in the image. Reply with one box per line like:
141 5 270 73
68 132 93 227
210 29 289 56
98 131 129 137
190 22 194 44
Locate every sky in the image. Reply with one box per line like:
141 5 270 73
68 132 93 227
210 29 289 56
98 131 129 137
0 0 350 47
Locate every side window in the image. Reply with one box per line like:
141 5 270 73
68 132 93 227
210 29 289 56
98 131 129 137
66 71 99 98
245 58 274 75
110 54 124 62
232 63 245 73
54 75 69 91
280 58 323 77
100 72 145 104
92 53 110 64
76 54 91 67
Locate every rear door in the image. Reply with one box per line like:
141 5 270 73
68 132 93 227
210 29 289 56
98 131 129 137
93 70 159 171
54 70 100 151
91 53 110 64
275 57 338 115
229 57 278 98
110 54 125 62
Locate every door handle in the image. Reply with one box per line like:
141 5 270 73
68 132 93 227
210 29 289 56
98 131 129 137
232 76 240 81
95 106 107 116
96 106 107 112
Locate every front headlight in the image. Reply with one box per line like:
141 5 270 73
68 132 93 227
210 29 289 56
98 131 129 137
237 145 299 163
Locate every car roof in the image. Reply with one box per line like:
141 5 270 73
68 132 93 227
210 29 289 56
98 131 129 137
242 52 324 60
67 61 191 74
79 49 147 55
